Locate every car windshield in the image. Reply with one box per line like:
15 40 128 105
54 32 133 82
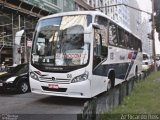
143 54 149 60
31 15 91 72
7 64 28 74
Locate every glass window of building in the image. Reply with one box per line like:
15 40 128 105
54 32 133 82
46 0 57 5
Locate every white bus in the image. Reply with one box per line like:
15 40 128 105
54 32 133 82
30 11 142 98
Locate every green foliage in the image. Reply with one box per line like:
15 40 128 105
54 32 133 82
100 71 160 120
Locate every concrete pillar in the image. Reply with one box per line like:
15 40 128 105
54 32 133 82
13 15 21 65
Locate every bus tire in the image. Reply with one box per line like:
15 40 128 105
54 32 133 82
108 70 115 89
111 76 115 88
107 79 112 90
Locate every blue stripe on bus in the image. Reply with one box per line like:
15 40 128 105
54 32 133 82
125 51 138 79
93 52 138 80
93 62 129 79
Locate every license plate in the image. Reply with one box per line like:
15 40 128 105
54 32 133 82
48 84 59 89
0 83 3 86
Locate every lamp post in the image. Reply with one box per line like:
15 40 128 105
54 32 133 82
152 0 157 72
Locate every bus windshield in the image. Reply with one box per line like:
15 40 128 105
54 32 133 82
32 15 91 71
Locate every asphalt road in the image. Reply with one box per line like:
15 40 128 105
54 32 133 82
0 92 88 120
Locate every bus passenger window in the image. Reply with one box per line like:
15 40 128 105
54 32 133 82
109 23 118 46
124 32 129 48
129 36 135 49
96 16 108 27
118 28 125 47
138 40 142 52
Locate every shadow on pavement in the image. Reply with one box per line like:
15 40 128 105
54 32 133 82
35 96 89 106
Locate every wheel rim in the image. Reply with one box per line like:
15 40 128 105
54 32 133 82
21 82 28 93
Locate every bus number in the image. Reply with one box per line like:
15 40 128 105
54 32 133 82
67 74 72 78
110 53 114 60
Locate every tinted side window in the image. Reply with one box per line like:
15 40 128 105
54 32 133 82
129 36 142 51
129 35 135 49
95 16 108 27
138 40 142 52
143 54 149 60
101 29 108 57
117 28 130 48
124 32 130 48
109 22 118 46
118 27 125 47
134 39 139 51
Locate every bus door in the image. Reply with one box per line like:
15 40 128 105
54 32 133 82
91 26 108 95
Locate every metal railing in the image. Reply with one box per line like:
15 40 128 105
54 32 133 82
0 41 14 47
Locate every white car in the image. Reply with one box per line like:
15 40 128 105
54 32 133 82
142 53 152 72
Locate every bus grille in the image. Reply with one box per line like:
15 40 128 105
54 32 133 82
39 77 71 84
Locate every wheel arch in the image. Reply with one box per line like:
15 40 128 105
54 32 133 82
107 68 115 79
16 76 29 87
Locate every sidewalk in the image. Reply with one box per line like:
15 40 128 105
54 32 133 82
100 71 160 120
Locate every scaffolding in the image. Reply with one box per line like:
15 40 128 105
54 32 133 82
0 12 36 43
0 0 76 64
0 0 56 64
0 10 36 64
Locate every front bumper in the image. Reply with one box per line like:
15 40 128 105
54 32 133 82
30 78 91 98
0 82 16 91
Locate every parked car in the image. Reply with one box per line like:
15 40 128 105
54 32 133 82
0 63 30 93
142 53 153 72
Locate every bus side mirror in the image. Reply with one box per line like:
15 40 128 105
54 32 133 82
92 23 101 29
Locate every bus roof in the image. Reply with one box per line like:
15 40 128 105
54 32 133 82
39 11 102 20
39 11 140 40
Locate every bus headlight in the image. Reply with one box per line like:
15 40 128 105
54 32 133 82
71 71 89 83
30 72 39 81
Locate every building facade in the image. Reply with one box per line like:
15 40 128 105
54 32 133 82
139 18 152 56
128 0 141 36
75 0 152 56
105 0 130 28
77 0 141 33
0 0 75 65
